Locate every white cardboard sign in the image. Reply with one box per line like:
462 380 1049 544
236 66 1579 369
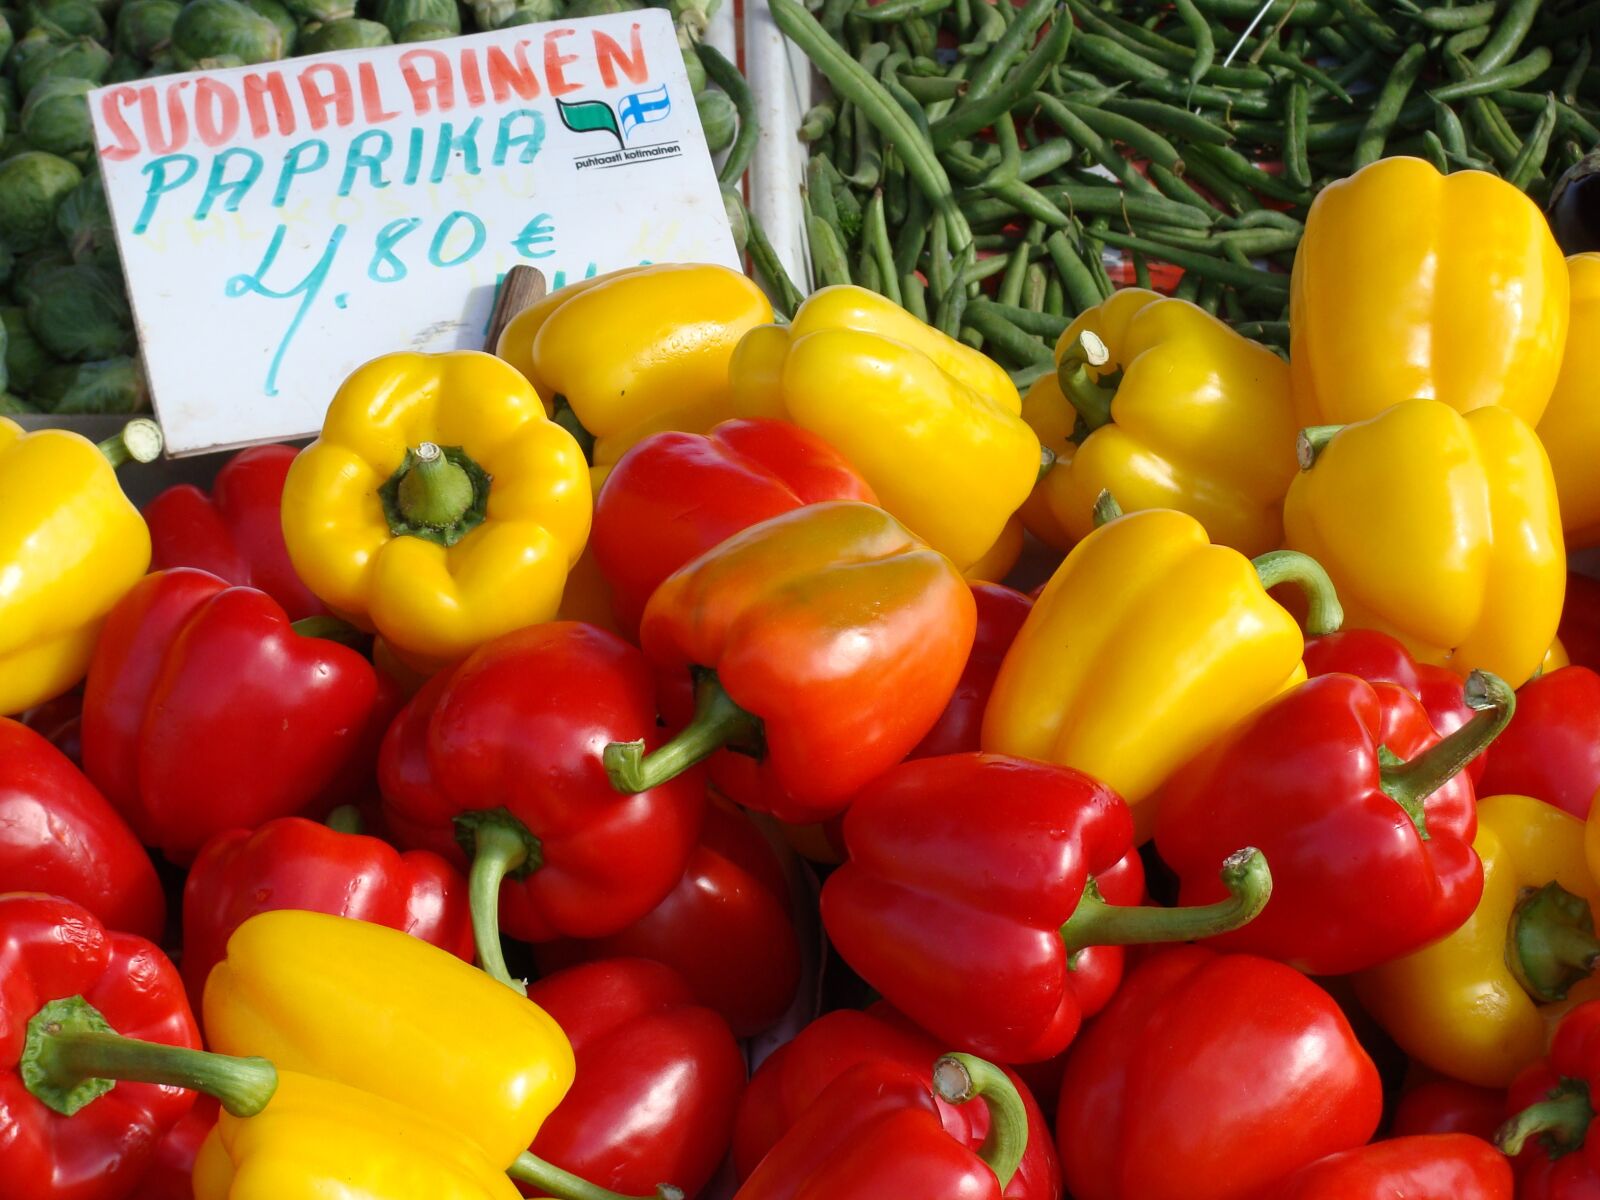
89 10 740 456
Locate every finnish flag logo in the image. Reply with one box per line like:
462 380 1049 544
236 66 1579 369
618 85 673 141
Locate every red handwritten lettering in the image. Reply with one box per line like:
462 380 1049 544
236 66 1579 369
486 42 541 102
543 28 581 97
595 24 647 88
401 49 455 114
193 78 240 146
300 63 353 130
139 80 190 155
358 61 398 122
242 73 295 139
460 46 485 107
97 87 143 161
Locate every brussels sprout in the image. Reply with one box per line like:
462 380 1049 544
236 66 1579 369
0 12 13 66
13 245 71 296
721 184 746 256
12 29 111 94
37 356 147 412
281 0 353 25
106 53 142 80
297 15 388 49
142 48 180 73
172 0 285 66
370 0 456 39
19 76 91 156
695 87 734 153
2 305 51 391
24 0 108 40
0 393 36 413
0 150 78 252
56 170 113 266
492 0 556 25
394 17 450 38
564 0 640 15
0 238 12 288
24 261 133 360
242 0 295 52
680 39 705 91
115 0 181 56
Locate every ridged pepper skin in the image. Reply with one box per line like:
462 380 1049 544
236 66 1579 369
1497 1000 1600 1198
732 1007 1062 1200
982 507 1311 839
1284 398 1564 686
202 909 574 1169
1355 793 1600 1088
1255 1135 1512 1200
522 959 746 1200
1478 667 1600 820
0 419 152 716
81 569 399 864
1020 289 1297 557
0 717 165 942
1290 157 1569 428
0 894 200 1200
1537 254 1600 547
590 417 876 635
144 445 325 622
912 583 1034 759
192 1070 524 1200
181 815 475 1011
1056 947 1382 1200
280 351 591 671
728 285 1040 570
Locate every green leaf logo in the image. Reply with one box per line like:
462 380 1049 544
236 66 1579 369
558 98 623 150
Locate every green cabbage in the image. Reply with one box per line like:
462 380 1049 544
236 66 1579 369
24 0 109 40
36 355 148 413
11 27 112 94
0 150 79 252
55 170 114 266
24 261 134 360
0 393 36 413
172 0 285 66
2 305 51 392
297 15 389 51
370 0 456 39
19 76 93 157
242 0 296 54
115 0 181 55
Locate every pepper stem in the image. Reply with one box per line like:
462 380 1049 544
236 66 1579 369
508 1150 684 1200
1379 671 1515 830
23 997 276 1118
932 1053 1028 1191
377 443 492 547
1037 444 1057 484
324 805 363 835
552 396 596 464
1495 1079 1593 1157
1296 424 1344 469
1251 550 1345 636
96 418 163 467
1056 330 1116 434
1060 847 1273 958
603 670 763 795
1092 489 1123 528
1508 882 1600 1002
455 808 544 996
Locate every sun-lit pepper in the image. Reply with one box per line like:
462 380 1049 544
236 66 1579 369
1019 289 1298 557
1536 253 1600 549
1290 156 1569 428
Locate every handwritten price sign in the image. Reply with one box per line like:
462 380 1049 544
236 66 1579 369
90 9 739 455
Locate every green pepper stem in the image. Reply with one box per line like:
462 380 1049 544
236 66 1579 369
1056 330 1116 434
1037 444 1057 484
1060 847 1273 957
23 997 276 1118
1295 424 1344 469
324 805 363 835
932 1053 1028 1191
603 671 763 795
1508 881 1600 1003
508 1151 684 1200
456 808 544 996
552 396 596 465
288 615 371 652
1251 549 1345 636
96 418 163 468
1495 1080 1593 1156
1092 489 1123 528
398 442 474 528
1380 670 1515 822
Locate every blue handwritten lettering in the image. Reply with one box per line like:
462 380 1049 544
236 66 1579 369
512 213 556 259
273 140 331 208
493 110 545 166
194 148 264 221
340 130 393 196
226 223 347 396
403 127 424 186
134 154 199 235
370 218 423 282
429 211 486 267
430 119 483 184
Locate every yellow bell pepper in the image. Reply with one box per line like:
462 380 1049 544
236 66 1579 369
1019 289 1297 557
964 514 1024 585
193 1071 525 1200
1283 398 1565 686
728 285 1041 571
0 417 162 716
1355 793 1600 1088
1290 156 1569 427
202 910 574 1169
1546 637 1572 674
495 263 774 473
1537 253 1600 549
280 351 591 672
980 503 1342 841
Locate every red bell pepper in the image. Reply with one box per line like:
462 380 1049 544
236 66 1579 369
1496 998 1600 1197
820 753 1272 1063
0 717 165 942
21 686 84 764
1476 666 1600 819
143 445 325 622
180 812 475 1009
379 621 706 992
1056 946 1383 1200
732 1052 1029 1200
1392 1078 1507 1141
1559 572 1600 674
1257 1135 1512 1200
522 959 746 1200
590 418 876 635
1153 670 1513 975
733 1007 1061 1200
533 801 801 1037
603 502 976 824
129 1098 217 1200
911 583 1033 759
80 569 398 863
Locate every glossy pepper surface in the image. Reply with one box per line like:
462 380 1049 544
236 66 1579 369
611 501 975 824
280 350 591 671
523 959 746 1200
1020 289 1297 557
1356 793 1600 1087
728 285 1041 570
0 418 160 716
1154 670 1512 974
982 506 1337 839
0 716 165 941
1537 254 1600 547
912 583 1033 759
1496 999 1600 1197
1057 946 1382 1200
1258 1134 1512 1200
202 909 574 1169
181 814 475 1009
81 569 397 863
132 1098 217 1200
0 893 200 1200
590 417 875 635
1290 156 1569 428
1284 398 1564 686
1478 666 1600 820
1391 1079 1507 1141
143 444 325 622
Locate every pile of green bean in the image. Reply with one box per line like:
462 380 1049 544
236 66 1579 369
754 0 1600 378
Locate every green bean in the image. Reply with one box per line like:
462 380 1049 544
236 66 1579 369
1256 46 1356 104
1475 0 1544 71
1561 40 1592 105
1284 82 1312 189
857 246 883 293
1085 217 1115 299
969 177 1213 229
880 51 934 138
806 157 841 228
932 6 1072 147
1428 46 1554 101
1023 263 1048 312
741 199 805 320
1172 0 1214 83
807 209 854 287
1188 0 1335 25
1329 46 1380 91
928 212 952 299
799 102 837 142
1147 162 1229 220
820 0 854 35
862 189 901 303
1059 100 1185 171
1032 92 1161 194
1508 92 1559 189
900 74 967 101
1466 94 1523 167
1173 271 1201 301
1093 227 1292 294
903 16 937 60
1233 320 1291 343
853 0 949 19
1187 143 1312 206
1420 129 1450 171
1126 224 1301 255
1328 0 1403 55
902 273 927 325
1073 32 1168 83
1433 97 1469 158
1197 277 1223 315
1220 209 1303 232
1098 96 1234 145
696 44 760 186
1354 42 1427 168
1135 76 1281 119
967 302 1056 366
847 99 883 188
1399 0 1495 31
1444 24 1493 55
1540 0 1600 40
1017 140 1079 182
894 190 929 276
1064 0 1267 88
962 0 1056 99
1046 228 1104 312
975 180 1073 226
1044 274 1065 317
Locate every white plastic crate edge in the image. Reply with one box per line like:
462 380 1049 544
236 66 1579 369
742 0 815 295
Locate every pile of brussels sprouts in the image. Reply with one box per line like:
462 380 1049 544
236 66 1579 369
0 0 738 413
